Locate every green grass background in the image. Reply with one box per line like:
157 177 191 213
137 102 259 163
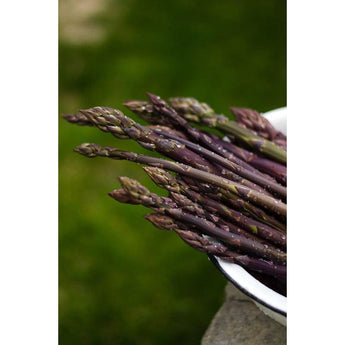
59 0 286 344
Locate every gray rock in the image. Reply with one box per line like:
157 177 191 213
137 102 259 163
201 283 286 345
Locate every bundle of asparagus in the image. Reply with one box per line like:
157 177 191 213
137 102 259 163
62 92 287 294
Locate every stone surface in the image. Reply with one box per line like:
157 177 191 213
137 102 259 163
201 283 286 345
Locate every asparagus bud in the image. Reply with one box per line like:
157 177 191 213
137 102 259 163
75 143 286 218
145 213 286 280
170 97 287 164
143 167 286 247
231 107 287 150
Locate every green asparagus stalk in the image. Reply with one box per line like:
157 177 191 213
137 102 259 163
75 143 286 217
170 97 287 164
145 213 286 280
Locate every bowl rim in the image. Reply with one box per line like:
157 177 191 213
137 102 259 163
208 255 287 316
209 107 287 317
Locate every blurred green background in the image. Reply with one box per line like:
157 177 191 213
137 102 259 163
59 0 286 344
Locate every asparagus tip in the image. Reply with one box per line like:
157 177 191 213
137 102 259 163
123 100 148 109
144 213 174 231
146 92 157 101
146 92 166 106
143 166 179 191
74 143 101 157
108 189 141 204
118 176 150 196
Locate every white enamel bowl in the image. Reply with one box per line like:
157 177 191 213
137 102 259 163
209 107 287 326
